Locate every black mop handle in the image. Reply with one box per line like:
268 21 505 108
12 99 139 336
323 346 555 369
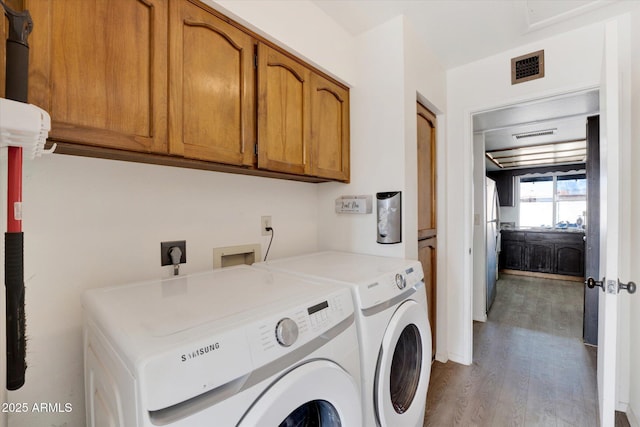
4 233 25 390
5 38 29 101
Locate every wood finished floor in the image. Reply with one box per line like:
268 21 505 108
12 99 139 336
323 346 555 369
423 274 630 427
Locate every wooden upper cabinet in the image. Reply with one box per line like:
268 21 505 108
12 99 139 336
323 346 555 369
23 0 349 182
168 0 255 166
309 73 350 182
257 42 311 175
417 102 437 237
257 42 350 181
27 0 168 153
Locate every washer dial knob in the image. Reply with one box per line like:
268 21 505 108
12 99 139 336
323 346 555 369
395 273 406 290
275 318 299 347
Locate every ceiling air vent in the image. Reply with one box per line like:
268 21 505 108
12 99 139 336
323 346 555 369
511 50 544 85
513 128 556 140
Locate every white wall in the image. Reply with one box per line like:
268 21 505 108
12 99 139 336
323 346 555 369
312 15 448 358
316 16 406 258
212 0 356 83
2 1 449 423
402 18 448 361
8 156 320 426
402 17 446 260
314 15 447 257
446 22 606 364
500 205 519 225
624 8 640 426
2 1 355 425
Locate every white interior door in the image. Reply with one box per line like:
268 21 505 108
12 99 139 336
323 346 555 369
597 17 630 427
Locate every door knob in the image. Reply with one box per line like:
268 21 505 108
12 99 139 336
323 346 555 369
585 277 605 291
586 277 637 294
618 280 637 294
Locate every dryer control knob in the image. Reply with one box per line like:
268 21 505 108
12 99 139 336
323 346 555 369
275 318 299 347
395 273 406 290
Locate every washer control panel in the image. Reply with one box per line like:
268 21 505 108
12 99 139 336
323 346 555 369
357 261 424 309
248 288 352 367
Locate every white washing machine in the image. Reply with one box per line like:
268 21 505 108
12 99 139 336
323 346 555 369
82 265 361 426
255 251 431 427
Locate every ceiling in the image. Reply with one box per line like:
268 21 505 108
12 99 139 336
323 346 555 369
309 1 632 171
311 0 638 69
477 89 599 171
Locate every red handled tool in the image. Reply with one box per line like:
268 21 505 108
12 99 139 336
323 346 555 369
2 0 32 391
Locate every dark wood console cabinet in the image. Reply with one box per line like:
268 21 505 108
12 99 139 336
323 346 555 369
500 230 585 277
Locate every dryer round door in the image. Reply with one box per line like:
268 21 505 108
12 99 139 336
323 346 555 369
238 360 361 427
375 299 432 427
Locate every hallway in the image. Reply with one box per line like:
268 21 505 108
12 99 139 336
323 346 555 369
423 274 627 426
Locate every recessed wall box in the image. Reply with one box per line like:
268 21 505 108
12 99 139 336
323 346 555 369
213 244 261 269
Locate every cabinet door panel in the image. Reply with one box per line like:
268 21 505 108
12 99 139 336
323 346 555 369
527 243 554 273
417 103 437 236
309 73 349 181
28 0 168 153
555 244 585 276
418 237 437 359
169 0 255 165
500 241 525 270
257 43 310 175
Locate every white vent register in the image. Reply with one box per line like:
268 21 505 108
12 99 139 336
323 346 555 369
0 97 54 158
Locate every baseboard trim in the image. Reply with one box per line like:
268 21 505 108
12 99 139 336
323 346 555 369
500 269 584 282
473 313 487 323
628 406 639 427
434 352 448 363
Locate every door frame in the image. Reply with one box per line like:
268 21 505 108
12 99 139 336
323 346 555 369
596 17 632 425
470 87 598 325
466 17 631 425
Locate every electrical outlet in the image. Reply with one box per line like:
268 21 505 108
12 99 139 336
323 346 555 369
261 216 272 236
161 240 187 266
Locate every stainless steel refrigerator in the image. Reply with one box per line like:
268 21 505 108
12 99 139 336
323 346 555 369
486 177 500 313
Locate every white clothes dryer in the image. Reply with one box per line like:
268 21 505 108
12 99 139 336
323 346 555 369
255 251 431 427
82 265 361 427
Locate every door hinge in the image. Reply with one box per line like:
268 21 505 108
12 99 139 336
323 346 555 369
254 53 258 69
254 143 258 155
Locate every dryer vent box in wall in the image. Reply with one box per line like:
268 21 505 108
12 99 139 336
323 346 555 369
511 50 544 85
